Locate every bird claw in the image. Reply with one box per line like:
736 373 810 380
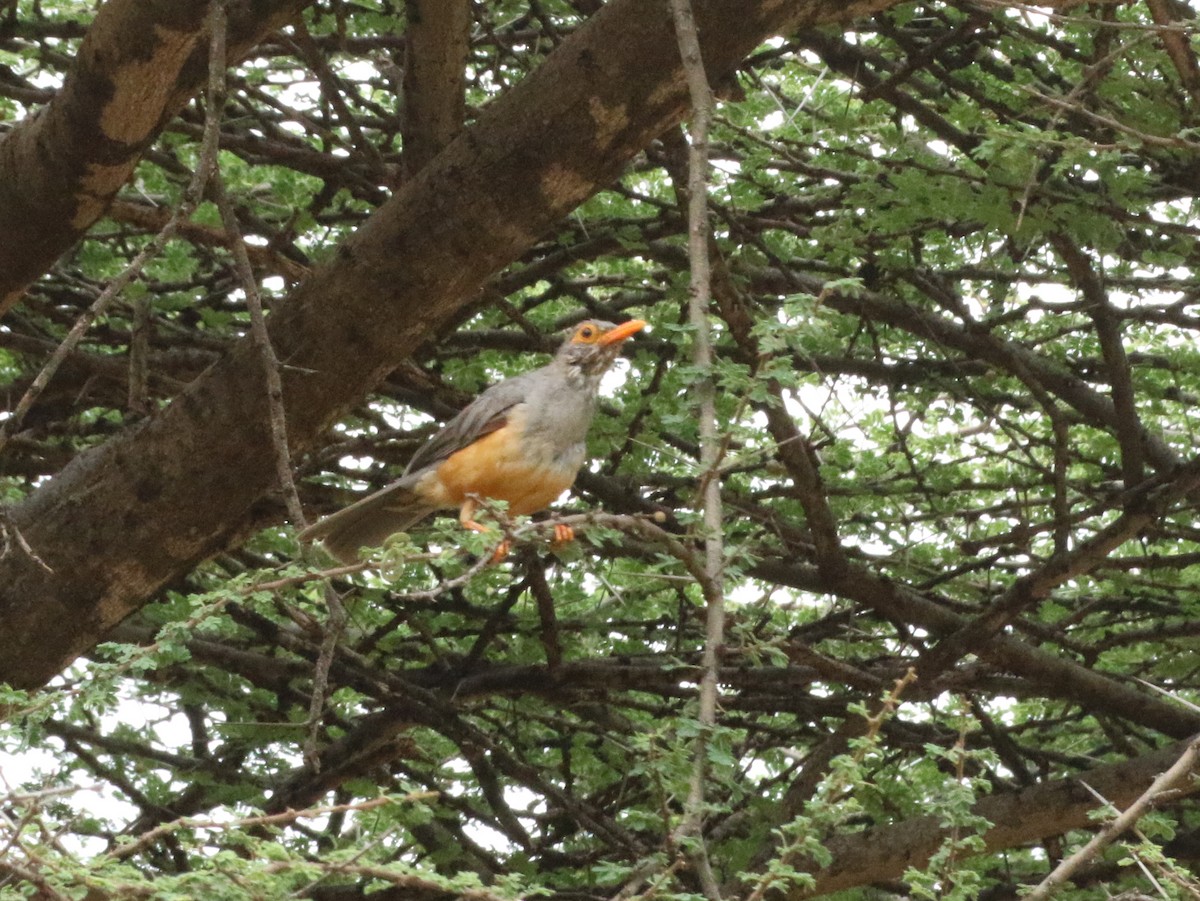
461 518 509 563
463 512 570 562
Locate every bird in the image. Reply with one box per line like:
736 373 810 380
299 318 646 563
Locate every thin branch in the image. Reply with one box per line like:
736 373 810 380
920 456 1200 677
106 199 310 282
669 1 724 898
211 168 305 529
126 295 152 416
743 669 918 901
0 508 52 573
1026 735 1200 900
208 185 302 523
1016 81 1200 150
0 859 74 901
107 793 432 862
1051 233 1144 486
268 860 513 901
1140 0 1200 105
202 2 344 773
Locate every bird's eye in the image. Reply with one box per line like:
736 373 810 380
577 325 595 340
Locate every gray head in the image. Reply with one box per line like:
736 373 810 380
553 319 646 385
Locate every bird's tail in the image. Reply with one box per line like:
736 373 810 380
298 476 437 563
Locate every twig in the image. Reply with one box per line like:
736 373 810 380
304 581 348 771
972 0 1198 35
208 130 344 773
106 199 310 282
609 857 686 901
206 103 302 525
202 2 341 771
860 667 918 747
1016 81 1200 150
0 508 52 571
743 669 917 901
251 560 371 591
269 860 511 901
668 1 724 898
287 19 385 169
0 859 72 901
107 793 433 861
127 294 152 415
1026 734 1200 900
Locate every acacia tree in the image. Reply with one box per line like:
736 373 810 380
3 0 1200 898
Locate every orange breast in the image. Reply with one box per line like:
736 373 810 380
426 425 577 516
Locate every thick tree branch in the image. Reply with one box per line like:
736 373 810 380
0 0 312 315
401 0 471 177
780 737 1200 899
0 2 231 455
1052 233 1145 486
1026 735 1200 900
1145 0 1200 106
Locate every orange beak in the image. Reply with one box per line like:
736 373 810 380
598 319 646 345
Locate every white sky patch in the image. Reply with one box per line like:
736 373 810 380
337 455 379 477
378 402 434 433
1007 5 1053 31
727 581 762 607
600 356 633 395
465 819 519 854
781 378 879 443
759 110 785 131
711 157 742 177
25 66 63 92
336 60 380 83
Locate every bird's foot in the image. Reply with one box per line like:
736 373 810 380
551 523 575 545
461 518 510 563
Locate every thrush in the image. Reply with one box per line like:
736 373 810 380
299 318 646 562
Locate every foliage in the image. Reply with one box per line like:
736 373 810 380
3 0 1200 899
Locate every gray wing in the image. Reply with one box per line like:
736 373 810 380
402 371 536 475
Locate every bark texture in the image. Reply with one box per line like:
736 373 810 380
0 0 897 689
0 0 311 315
786 738 1200 898
401 0 471 176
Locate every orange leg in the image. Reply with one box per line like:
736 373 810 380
552 523 575 544
459 497 509 562
459 496 489 533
